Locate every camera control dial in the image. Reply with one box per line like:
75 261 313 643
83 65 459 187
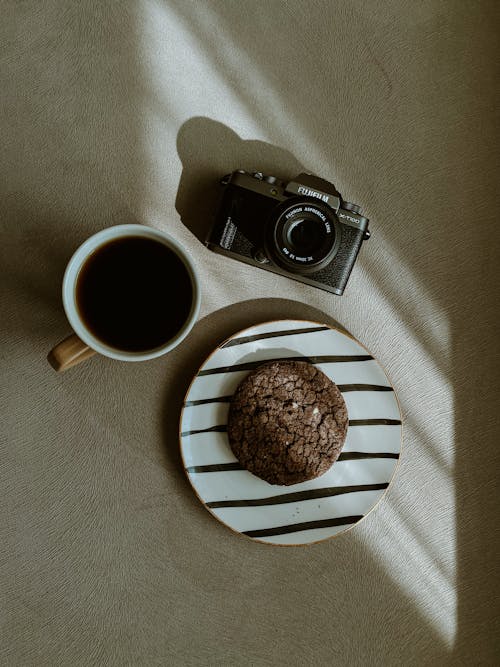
343 201 362 214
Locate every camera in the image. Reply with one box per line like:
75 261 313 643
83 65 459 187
206 170 370 295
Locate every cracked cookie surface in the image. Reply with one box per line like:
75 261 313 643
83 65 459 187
227 360 348 486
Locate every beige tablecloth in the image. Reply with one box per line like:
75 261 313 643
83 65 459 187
1 1 499 664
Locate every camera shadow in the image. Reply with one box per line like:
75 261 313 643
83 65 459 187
175 116 304 245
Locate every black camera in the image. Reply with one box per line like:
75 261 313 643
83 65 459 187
206 170 370 295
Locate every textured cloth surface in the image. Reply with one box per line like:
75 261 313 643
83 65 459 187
1 1 499 665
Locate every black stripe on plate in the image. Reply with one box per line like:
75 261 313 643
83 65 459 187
186 462 243 473
243 515 363 538
184 395 232 407
207 482 388 508
181 425 227 437
349 419 401 426
186 452 399 474
338 451 399 461
222 325 330 348
339 384 393 392
183 385 392 407
198 355 373 377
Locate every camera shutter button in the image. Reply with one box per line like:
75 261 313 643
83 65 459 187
344 201 362 214
264 175 277 184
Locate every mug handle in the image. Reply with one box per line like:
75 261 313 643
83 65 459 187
47 334 96 372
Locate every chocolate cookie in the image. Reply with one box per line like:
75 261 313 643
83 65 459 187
227 360 348 486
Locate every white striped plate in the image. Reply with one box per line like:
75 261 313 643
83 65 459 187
179 319 402 546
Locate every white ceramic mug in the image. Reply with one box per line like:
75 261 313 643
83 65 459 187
48 224 201 372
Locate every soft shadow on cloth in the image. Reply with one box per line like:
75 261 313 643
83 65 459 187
170 0 500 658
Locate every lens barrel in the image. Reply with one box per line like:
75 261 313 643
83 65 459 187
266 200 340 274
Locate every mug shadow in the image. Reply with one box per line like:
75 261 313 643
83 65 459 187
1 0 147 354
1 201 143 347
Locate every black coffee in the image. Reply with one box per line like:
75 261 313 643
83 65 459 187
76 236 193 352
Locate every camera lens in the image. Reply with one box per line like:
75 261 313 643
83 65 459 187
265 200 340 274
286 218 325 256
